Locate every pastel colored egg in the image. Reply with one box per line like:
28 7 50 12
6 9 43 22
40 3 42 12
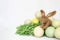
52 20 60 28
55 27 60 39
34 26 44 37
45 27 55 38
24 19 32 24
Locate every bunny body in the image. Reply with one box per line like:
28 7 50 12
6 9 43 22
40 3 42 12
41 18 52 29
40 10 56 29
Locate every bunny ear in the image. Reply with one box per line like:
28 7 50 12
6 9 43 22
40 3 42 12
40 10 45 17
47 11 56 17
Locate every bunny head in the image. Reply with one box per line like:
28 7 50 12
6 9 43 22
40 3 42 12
40 10 56 24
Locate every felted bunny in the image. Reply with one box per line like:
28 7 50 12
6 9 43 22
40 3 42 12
40 10 56 29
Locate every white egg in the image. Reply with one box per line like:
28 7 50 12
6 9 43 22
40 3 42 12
24 19 32 24
52 20 60 28
55 27 60 39
34 26 44 37
35 11 41 19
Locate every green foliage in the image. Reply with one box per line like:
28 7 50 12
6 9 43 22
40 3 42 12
16 22 41 35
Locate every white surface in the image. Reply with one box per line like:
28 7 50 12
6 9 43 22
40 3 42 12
0 0 60 40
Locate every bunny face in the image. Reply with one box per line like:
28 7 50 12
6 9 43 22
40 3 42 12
40 16 48 24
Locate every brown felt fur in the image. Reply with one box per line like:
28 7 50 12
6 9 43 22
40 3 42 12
40 10 56 29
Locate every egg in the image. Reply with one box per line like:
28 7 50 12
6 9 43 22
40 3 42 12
32 18 39 24
52 20 60 28
55 27 60 39
24 19 32 24
49 17 55 21
35 11 41 19
34 26 44 37
45 27 55 38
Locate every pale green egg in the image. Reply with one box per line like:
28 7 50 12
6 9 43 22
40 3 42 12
52 20 60 28
45 27 55 38
49 17 55 21
55 27 60 39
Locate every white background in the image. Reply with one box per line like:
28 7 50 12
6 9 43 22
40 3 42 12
0 0 60 40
